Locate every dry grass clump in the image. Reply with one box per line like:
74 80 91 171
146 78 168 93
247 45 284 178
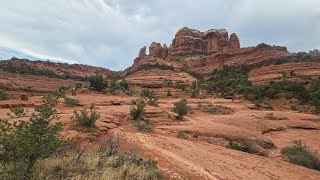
202 104 234 115
32 137 162 179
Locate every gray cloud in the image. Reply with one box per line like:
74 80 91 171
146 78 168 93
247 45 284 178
0 0 319 70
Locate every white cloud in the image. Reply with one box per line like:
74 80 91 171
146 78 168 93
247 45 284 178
0 0 319 70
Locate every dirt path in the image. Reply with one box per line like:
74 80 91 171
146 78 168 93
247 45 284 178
122 131 320 180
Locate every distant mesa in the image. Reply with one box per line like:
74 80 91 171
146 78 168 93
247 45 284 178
137 27 241 59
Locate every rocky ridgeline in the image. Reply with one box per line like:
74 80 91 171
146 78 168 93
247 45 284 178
137 27 241 59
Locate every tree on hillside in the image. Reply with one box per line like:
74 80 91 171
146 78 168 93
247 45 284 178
89 74 107 91
0 94 65 179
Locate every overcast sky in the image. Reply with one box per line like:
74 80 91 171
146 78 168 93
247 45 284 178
0 0 319 70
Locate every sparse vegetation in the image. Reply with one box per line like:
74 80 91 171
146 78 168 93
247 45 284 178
265 112 288 120
130 100 153 132
206 66 320 113
10 106 26 117
281 140 320 171
73 103 100 128
166 90 172 97
206 66 251 98
130 99 146 121
0 89 9 100
172 99 188 120
174 52 216 57
64 97 80 107
0 95 65 179
119 79 129 90
225 140 262 155
131 118 153 132
203 105 234 115
190 80 200 98
177 131 189 139
141 89 159 106
89 74 107 91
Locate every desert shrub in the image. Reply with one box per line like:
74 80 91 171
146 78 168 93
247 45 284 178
75 82 83 89
109 79 117 92
190 80 200 98
225 140 260 155
42 89 65 107
309 80 320 113
0 99 65 179
132 119 153 132
119 79 129 90
64 97 80 107
203 105 234 115
141 88 153 98
172 99 188 120
166 90 172 97
89 74 107 91
30 146 162 179
59 86 72 92
0 89 9 100
281 140 320 171
206 66 251 97
130 100 146 120
177 131 189 139
73 103 100 128
148 96 159 106
10 106 26 117
265 112 288 120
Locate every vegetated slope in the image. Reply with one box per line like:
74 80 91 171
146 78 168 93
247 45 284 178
0 58 118 80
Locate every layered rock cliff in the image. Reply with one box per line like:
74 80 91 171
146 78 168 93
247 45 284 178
136 27 241 60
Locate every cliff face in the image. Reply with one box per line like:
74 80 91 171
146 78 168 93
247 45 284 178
136 27 241 60
169 27 240 55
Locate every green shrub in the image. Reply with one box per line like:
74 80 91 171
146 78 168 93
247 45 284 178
281 140 320 171
75 83 83 89
0 99 65 179
148 96 159 106
0 89 9 100
206 66 251 97
225 140 260 155
10 106 26 117
119 79 129 90
166 90 172 97
172 99 188 120
190 81 200 98
89 74 107 91
141 88 153 98
177 131 189 139
73 103 100 128
64 97 80 107
130 100 146 120
132 119 153 132
203 105 234 115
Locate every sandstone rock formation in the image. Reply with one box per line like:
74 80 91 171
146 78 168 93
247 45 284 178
149 42 162 57
228 33 240 51
135 27 241 60
138 46 146 58
168 27 241 55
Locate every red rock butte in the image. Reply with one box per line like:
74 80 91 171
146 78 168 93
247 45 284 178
138 27 241 59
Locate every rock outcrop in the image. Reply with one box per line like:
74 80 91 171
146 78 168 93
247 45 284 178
168 27 241 55
149 42 162 57
228 33 240 51
135 27 241 60
138 46 147 58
